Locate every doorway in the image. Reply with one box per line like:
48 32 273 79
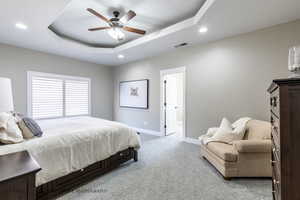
160 67 186 139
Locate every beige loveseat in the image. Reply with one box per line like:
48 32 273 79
200 120 272 179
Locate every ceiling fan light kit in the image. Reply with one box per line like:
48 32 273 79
107 27 125 41
87 8 146 41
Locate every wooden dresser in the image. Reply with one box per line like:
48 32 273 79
268 78 300 200
0 151 41 200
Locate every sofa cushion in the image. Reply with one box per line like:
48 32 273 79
244 120 271 140
233 140 272 153
206 142 238 162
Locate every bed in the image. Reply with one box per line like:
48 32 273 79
0 117 141 200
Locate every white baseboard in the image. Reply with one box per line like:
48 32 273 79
131 127 163 137
130 126 200 145
183 137 201 145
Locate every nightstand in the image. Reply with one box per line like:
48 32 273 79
0 151 41 200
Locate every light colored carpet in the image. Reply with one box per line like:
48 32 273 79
56 134 272 200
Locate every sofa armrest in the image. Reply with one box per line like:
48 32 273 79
233 140 271 153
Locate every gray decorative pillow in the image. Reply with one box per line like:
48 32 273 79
18 117 43 139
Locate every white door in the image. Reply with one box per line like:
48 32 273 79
164 75 178 135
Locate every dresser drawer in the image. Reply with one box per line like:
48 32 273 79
272 187 280 200
271 143 280 174
272 138 281 200
272 134 280 155
272 165 281 200
272 140 280 162
270 88 280 118
271 113 280 143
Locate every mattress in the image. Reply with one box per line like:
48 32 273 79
0 117 141 186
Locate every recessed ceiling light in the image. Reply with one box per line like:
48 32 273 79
15 23 28 30
118 54 125 59
199 26 208 34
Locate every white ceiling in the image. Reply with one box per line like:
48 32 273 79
0 0 300 66
50 0 204 48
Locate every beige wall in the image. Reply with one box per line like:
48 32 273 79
0 44 114 120
113 20 300 139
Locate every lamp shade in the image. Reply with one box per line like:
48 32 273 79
0 77 14 112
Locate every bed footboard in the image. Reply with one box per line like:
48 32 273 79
36 147 137 200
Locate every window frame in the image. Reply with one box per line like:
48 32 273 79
27 71 91 120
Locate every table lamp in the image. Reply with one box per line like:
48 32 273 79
0 77 14 112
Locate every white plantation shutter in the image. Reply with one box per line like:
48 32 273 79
31 77 64 119
28 72 90 119
65 80 90 116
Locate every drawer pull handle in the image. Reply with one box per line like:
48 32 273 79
271 97 277 107
272 126 278 131
272 148 279 153
270 98 273 106
271 116 274 124
273 179 280 185
270 160 277 165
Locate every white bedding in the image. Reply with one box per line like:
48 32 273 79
0 117 141 186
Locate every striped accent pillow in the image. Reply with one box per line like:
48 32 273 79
18 117 43 139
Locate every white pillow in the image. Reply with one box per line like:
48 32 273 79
0 114 24 144
210 118 246 144
0 112 10 129
206 127 219 137
219 118 233 131
232 117 251 128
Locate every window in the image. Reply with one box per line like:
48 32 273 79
31 76 64 119
65 80 90 116
28 71 91 119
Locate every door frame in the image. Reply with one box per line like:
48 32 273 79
160 67 186 139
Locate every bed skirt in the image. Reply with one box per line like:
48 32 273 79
36 148 138 200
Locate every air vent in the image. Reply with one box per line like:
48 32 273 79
174 43 188 48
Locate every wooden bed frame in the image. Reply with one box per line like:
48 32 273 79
36 148 138 200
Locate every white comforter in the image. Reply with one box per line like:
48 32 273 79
0 117 141 186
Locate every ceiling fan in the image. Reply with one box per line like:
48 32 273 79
87 8 146 41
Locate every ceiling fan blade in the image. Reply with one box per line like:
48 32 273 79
87 8 110 24
120 10 136 24
88 27 111 31
123 26 146 35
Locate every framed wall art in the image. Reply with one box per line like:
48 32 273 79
119 79 149 109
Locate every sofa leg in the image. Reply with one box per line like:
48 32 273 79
133 150 138 162
223 177 231 181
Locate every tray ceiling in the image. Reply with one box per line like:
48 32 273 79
50 0 206 48
1 0 300 65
